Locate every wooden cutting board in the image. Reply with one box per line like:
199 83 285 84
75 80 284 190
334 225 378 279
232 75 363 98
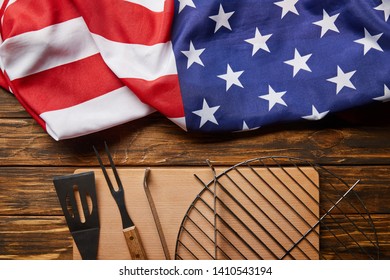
73 166 319 260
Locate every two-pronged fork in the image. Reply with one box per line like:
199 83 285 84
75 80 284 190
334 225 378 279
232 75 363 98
93 142 147 260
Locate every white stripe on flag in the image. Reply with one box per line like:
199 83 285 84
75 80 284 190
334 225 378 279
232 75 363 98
0 17 99 80
40 86 155 140
123 0 166 12
91 33 177 81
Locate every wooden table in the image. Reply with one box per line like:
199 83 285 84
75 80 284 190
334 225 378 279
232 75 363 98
0 88 389 260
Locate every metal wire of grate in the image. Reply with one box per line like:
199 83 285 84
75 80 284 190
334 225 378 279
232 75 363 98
174 157 379 260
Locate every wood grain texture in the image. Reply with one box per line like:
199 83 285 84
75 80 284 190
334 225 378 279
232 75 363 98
0 89 29 118
0 216 72 260
320 214 389 260
1 166 389 216
0 215 388 260
0 167 76 216
123 226 148 260
0 117 390 166
0 90 390 166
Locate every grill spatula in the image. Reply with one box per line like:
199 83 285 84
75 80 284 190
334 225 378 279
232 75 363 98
53 171 100 260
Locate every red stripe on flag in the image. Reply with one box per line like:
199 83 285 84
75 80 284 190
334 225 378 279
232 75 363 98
123 75 184 118
71 0 174 45
12 54 124 115
1 0 80 39
0 71 8 89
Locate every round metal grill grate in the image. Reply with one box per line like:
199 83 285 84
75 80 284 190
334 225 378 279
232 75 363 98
174 157 379 260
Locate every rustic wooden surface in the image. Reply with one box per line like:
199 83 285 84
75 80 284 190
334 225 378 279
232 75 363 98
0 88 390 260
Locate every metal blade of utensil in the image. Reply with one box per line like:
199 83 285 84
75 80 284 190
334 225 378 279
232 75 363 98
53 172 100 260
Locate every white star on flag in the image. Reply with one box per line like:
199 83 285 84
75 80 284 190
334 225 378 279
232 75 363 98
313 10 340 38
209 4 235 33
192 99 220 128
284 48 312 77
274 0 299 19
259 85 288 111
354 28 384 55
181 41 205 69
178 0 196 13
244 28 273 56
302 105 330 120
375 0 390 21
373 85 390 102
327 66 356 94
218 64 244 91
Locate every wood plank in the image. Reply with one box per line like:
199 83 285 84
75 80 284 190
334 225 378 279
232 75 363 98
0 117 390 166
0 89 29 118
320 214 388 260
325 166 390 214
0 216 72 260
0 166 389 216
0 214 388 260
0 167 75 216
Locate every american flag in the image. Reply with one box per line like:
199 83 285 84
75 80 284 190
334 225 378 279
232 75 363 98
0 0 389 140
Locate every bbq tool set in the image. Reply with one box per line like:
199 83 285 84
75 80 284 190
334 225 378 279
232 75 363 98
54 143 153 260
54 145 379 260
